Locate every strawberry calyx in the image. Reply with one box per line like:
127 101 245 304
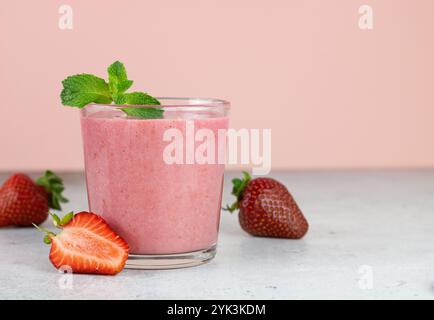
33 211 74 244
223 171 251 213
50 211 74 228
35 170 69 210
32 223 56 244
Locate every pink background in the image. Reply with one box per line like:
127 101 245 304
1 0 433 171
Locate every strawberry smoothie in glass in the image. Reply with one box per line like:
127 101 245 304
80 98 229 269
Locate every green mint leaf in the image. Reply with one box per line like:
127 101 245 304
61 74 112 108
118 80 133 93
107 61 133 95
117 92 161 118
121 107 164 119
112 93 124 104
117 92 161 105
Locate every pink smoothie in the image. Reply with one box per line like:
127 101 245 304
81 109 228 254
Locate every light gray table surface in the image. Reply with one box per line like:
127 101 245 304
0 170 433 300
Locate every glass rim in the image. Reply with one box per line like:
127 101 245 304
86 97 230 110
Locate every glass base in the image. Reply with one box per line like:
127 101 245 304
125 244 217 270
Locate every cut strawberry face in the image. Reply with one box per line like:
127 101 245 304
36 212 129 275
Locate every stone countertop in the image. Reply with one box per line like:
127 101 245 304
0 170 433 300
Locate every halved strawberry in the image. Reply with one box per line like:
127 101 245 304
35 212 129 275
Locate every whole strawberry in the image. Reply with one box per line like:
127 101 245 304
225 172 308 239
0 171 68 227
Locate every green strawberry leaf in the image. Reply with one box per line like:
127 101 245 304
48 211 74 229
43 235 52 245
60 212 74 226
231 178 243 195
224 171 252 213
36 170 69 210
32 223 56 245
50 212 61 227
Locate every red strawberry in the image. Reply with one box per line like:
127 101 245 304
35 212 129 275
0 171 68 227
225 172 308 239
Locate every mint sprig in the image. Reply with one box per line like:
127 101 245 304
60 61 162 119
